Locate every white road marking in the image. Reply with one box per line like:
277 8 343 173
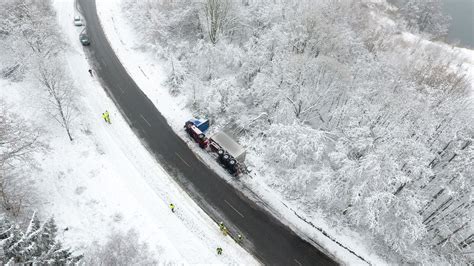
294 259 302 266
224 200 244 218
140 114 151 127
175 152 190 167
117 86 125 94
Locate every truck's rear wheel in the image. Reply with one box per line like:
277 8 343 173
223 154 230 161
217 149 225 157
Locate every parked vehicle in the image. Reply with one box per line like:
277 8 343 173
185 118 246 176
79 32 90 46
209 131 245 176
74 16 83 26
184 119 209 149
209 131 246 162
216 148 238 175
187 118 209 132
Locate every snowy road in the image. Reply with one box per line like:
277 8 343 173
77 0 337 265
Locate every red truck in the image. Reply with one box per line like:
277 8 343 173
184 118 246 176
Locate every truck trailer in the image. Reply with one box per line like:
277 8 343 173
184 118 246 176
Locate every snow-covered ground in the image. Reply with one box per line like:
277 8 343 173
0 0 257 263
93 0 392 264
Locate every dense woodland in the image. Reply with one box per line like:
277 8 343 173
123 0 473 263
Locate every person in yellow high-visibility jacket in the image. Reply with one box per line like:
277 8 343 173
237 234 243 243
104 110 111 124
169 203 175 213
222 226 228 236
102 113 108 123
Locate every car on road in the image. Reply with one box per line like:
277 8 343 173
79 33 90 46
74 16 83 26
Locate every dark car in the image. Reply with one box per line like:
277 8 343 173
80 33 90 46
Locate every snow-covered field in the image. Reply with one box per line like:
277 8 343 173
0 0 257 263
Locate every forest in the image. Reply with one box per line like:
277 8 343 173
122 0 473 263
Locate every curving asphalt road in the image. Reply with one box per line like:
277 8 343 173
77 0 337 265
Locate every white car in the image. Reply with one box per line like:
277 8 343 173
74 16 83 26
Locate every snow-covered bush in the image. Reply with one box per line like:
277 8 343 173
83 229 157 265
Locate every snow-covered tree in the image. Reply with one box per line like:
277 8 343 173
0 212 81 264
37 60 77 141
0 0 64 80
0 101 42 217
203 0 230 44
393 0 451 40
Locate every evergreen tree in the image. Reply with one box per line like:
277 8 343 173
0 213 81 264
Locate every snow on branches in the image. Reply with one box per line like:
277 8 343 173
0 212 81 264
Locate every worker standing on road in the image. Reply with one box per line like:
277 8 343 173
222 226 228 236
219 222 224 231
237 234 243 243
216 247 223 255
102 113 108 123
88 69 93 76
169 203 175 213
104 110 111 124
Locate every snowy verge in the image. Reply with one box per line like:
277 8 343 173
94 0 388 264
